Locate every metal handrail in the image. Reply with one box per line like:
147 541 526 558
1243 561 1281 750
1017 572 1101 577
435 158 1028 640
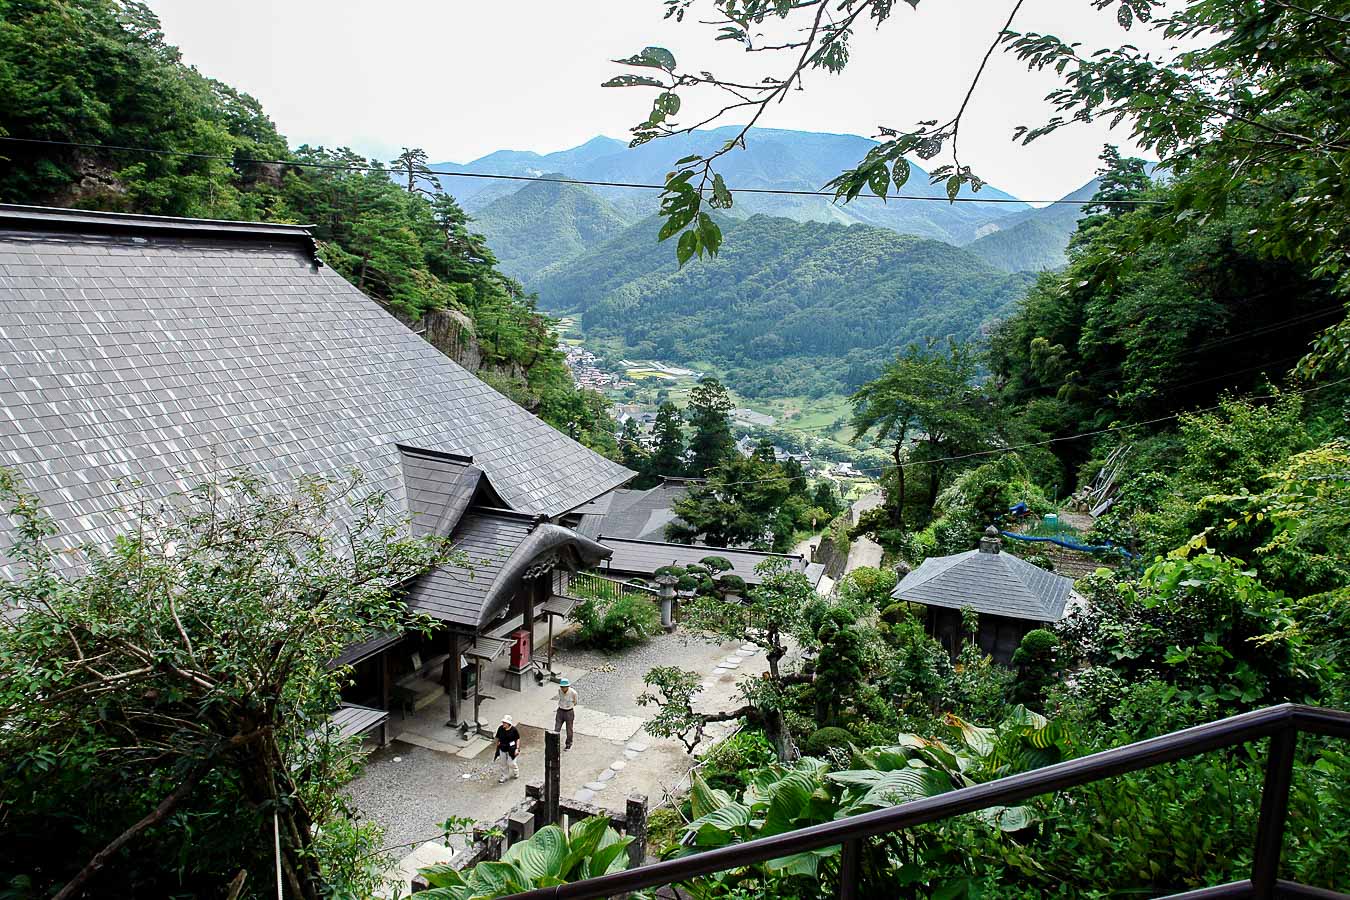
565 570 659 599
504 703 1350 900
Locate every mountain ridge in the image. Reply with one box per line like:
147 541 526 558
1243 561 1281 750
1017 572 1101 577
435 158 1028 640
532 212 1034 398
439 126 1034 247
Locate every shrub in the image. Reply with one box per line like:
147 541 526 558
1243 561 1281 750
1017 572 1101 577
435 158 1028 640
573 592 661 652
804 726 855 759
701 730 777 794
1011 628 1061 710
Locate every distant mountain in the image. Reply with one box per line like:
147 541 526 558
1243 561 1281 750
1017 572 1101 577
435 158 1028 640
472 176 635 283
437 127 1031 246
532 213 1034 399
965 178 1099 272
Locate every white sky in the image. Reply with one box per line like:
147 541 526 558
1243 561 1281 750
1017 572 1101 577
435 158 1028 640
146 0 1176 202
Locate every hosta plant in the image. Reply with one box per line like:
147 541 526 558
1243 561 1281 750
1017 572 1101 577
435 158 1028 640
418 817 633 899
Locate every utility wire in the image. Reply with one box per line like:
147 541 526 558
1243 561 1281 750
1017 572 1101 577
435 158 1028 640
0 135 1165 207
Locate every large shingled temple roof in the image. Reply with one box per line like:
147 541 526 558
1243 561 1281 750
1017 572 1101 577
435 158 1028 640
0 204 632 569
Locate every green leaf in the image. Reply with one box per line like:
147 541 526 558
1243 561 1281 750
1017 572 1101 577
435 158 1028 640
711 173 733 209
501 824 567 882
602 75 666 88
658 204 698 242
892 157 912 188
867 165 890 198
614 47 677 71
946 175 962 201
584 836 634 877
686 800 752 845
690 772 732 818
676 228 699 267
945 714 994 756
760 769 819 835
696 212 722 257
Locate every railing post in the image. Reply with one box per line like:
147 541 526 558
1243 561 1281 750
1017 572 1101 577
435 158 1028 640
626 793 649 870
544 729 561 826
838 837 861 900
1251 727 1297 898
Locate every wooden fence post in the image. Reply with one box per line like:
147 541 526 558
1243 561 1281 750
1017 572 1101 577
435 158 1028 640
544 729 561 826
625 793 648 870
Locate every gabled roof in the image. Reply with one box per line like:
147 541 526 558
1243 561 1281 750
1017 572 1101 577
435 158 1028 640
398 445 503 537
597 536 806 586
406 508 611 628
892 547 1074 622
598 479 693 542
0 204 632 569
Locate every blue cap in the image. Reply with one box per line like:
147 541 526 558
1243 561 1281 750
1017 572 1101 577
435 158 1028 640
558 678 570 687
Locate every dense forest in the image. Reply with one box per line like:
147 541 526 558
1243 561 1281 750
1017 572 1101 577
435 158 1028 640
534 213 1033 397
0 0 618 458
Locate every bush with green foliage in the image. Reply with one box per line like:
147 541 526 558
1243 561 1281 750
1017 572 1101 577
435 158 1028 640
1058 553 1325 707
0 469 446 899
1010 629 1061 710
700 729 778 795
834 566 897 610
804 726 856 760
572 592 661 653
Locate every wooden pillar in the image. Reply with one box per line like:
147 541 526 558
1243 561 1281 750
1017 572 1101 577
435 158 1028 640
380 650 392 713
543 729 561 826
447 630 462 726
625 794 648 870
526 575 549 660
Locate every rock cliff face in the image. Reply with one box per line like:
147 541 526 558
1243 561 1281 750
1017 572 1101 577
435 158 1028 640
415 307 483 372
395 308 534 404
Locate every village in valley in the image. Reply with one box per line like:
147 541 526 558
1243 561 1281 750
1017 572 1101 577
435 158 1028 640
1 2 1348 900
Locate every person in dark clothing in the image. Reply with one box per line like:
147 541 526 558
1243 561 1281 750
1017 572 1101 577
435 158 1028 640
494 714 521 783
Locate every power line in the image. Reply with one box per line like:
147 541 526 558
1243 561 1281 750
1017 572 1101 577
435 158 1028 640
0 135 1164 207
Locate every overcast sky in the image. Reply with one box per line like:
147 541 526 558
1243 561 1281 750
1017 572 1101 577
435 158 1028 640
146 1 1175 203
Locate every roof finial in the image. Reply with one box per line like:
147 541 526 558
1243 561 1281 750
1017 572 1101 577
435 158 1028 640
979 525 1002 554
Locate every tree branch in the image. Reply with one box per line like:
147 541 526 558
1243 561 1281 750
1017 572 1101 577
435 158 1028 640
53 728 266 900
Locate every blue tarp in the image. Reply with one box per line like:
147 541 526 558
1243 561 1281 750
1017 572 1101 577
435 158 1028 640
999 530 1134 559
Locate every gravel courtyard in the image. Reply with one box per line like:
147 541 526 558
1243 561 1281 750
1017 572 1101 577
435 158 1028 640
344 623 767 890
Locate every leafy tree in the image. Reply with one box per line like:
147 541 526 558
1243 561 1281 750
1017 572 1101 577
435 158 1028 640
667 452 790 550
850 339 990 529
685 376 736 475
813 608 865 727
1010 629 1061 711
0 468 448 899
812 480 842 518
644 400 686 482
618 418 648 473
638 559 817 759
1068 144 1151 249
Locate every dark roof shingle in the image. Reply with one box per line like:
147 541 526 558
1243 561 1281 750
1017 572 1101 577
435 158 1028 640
892 549 1074 622
0 205 632 570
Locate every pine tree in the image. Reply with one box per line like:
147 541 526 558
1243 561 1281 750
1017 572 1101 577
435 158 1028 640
686 377 735 476
619 419 647 472
647 402 685 479
391 147 440 197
